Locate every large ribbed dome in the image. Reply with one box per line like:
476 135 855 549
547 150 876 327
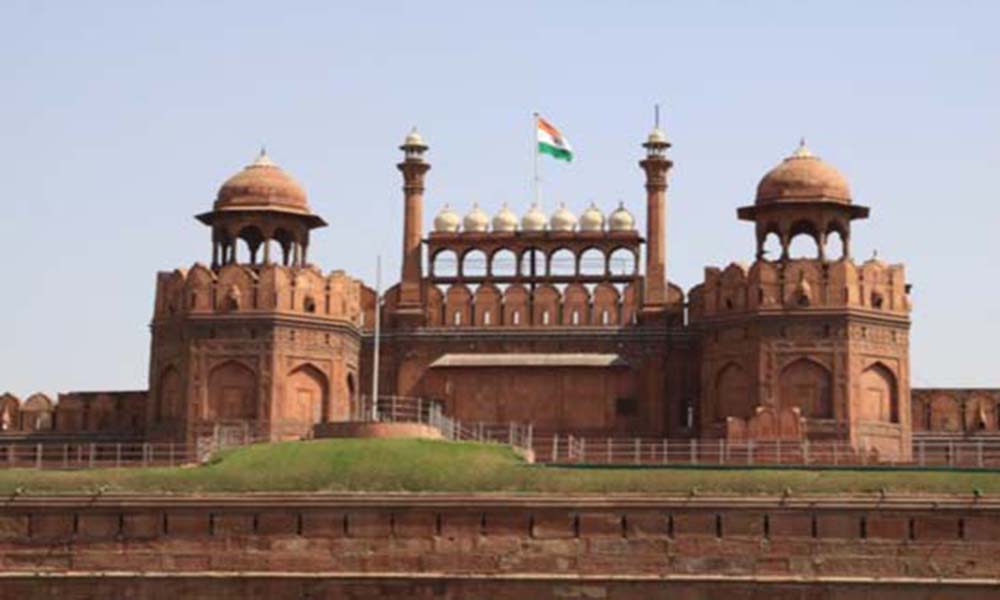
215 150 310 213
755 141 851 205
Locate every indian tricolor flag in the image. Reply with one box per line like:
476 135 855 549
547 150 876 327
537 115 573 162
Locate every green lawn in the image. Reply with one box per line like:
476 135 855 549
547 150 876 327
0 438 997 495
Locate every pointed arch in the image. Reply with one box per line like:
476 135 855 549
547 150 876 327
286 363 329 424
778 358 833 418
859 362 899 423
207 361 257 420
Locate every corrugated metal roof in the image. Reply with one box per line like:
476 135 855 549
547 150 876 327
429 353 629 368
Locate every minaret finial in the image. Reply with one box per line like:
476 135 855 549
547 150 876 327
654 103 661 129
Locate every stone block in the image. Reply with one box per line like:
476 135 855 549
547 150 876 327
257 512 298 535
532 511 574 539
578 512 622 537
300 511 346 537
723 511 765 538
914 515 959 541
165 512 210 537
347 511 391 538
673 512 718 537
212 513 254 536
31 513 74 541
865 514 908 540
122 512 161 539
0 514 29 540
816 513 859 539
393 510 436 538
483 511 530 537
625 512 667 539
768 512 812 538
77 513 120 540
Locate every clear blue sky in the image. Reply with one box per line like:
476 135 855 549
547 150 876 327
1 1 997 397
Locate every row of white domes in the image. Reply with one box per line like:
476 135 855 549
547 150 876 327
434 202 636 233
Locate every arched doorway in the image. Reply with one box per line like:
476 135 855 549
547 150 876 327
207 361 257 420
716 363 752 420
778 359 832 418
285 364 328 424
859 363 898 423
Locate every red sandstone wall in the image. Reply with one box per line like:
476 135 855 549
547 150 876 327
1 494 999 588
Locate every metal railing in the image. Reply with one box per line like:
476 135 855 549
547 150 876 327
0 442 195 470
352 395 534 451
531 435 1000 468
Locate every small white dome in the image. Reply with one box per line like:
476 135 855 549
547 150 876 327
579 202 605 232
403 127 426 148
433 204 460 232
608 202 635 231
521 203 547 232
646 127 668 145
463 203 489 232
492 203 518 232
550 203 577 231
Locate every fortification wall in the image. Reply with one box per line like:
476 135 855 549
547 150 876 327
1 493 998 598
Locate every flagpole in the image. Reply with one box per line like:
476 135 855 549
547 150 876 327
370 254 381 422
532 112 540 209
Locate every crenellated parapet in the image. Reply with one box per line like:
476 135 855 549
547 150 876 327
153 263 365 327
690 256 910 322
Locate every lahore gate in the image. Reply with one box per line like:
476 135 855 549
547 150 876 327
1 125 994 460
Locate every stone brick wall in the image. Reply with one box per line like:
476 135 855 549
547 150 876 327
1 493 998 597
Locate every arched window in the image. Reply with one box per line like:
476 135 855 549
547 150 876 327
788 234 819 259
520 248 546 277
542 310 550 325
432 249 458 278
572 311 580 325
762 231 782 260
824 228 847 260
462 249 488 278
453 311 462 325
491 249 517 277
608 248 637 276
549 248 576 277
512 310 521 325
601 310 609 325
579 248 606 276
483 311 491 325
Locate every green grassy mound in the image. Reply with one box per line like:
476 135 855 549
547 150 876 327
1 438 998 495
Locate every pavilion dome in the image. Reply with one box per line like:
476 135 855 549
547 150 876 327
492 203 518 232
522 204 547 232
463 204 490 232
215 149 310 214
579 202 605 232
433 205 461 232
550 203 578 231
608 202 636 231
755 140 852 205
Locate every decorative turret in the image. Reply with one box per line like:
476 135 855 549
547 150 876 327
196 149 326 269
738 140 869 261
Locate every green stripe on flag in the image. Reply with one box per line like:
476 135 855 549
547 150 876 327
539 142 572 162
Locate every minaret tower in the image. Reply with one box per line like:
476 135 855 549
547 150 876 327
639 109 673 317
395 128 430 326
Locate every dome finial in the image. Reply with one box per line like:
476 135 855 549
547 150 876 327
251 145 275 167
792 137 813 158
